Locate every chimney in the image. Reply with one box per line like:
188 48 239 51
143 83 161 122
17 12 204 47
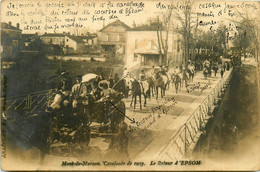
8 21 12 29
16 23 20 29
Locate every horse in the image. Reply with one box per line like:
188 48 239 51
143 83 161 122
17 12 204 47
129 78 149 109
171 74 182 93
162 72 171 90
154 72 167 99
113 78 129 98
203 67 211 79
146 76 156 98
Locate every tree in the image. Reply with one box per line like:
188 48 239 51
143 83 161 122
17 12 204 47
28 38 47 54
231 7 260 62
172 0 197 67
155 8 173 65
232 21 251 60
70 27 90 36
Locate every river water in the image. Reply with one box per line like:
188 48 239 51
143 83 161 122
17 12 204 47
194 64 259 170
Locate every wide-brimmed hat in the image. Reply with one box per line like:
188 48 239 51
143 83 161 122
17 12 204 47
98 80 110 89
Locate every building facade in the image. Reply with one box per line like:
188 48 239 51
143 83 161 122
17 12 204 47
97 20 131 58
1 22 23 57
40 33 65 46
64 35 86 54
126 23 183 72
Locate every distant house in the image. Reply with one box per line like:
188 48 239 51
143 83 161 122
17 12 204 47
97 20 131 57
126 22 183 71
40 33 65 46
22 33 39 47
63 35 86 54
1 22 23 57
80 34 98 46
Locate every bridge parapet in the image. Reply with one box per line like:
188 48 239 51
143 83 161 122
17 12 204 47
135 68 233 162
1 89 54 114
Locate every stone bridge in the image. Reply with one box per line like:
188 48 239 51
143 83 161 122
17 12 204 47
1 67 233 165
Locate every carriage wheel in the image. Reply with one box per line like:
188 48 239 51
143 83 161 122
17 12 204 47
110 101 126 132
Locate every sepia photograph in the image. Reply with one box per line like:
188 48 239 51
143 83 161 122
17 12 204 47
0 0 259 171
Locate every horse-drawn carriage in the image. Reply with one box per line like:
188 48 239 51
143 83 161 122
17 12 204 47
46 73 126 154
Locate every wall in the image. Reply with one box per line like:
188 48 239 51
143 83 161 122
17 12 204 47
41 37 65 45
126 31 182 70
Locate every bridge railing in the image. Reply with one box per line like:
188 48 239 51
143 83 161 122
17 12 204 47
1 89 54 114
157 68 233 160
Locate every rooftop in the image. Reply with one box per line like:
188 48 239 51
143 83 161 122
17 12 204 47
100 20 131 32
1 22 22 31
130 22 165 31
66 35 85 43
41 33 65 37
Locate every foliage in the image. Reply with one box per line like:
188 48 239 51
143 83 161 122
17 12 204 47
172 0 197 66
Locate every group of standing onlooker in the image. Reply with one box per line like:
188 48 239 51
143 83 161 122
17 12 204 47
206 60 231 78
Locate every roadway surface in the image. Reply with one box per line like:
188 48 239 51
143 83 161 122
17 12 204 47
86 69 228 160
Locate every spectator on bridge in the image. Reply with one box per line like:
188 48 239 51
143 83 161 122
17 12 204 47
213 64 218 77
220 66 224 78
227 62 230 71
223 63 226 72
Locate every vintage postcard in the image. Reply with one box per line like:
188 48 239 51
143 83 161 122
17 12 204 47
1 0 259 171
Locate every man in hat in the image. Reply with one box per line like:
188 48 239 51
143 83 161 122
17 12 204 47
139 69 146 81
71 75 82 99
57 71 72 93
150 66 156 76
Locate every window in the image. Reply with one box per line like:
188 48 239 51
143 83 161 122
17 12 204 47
67 39 69 42
134 53 138 61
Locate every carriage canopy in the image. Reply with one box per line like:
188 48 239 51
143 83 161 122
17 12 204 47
82 73 99 83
